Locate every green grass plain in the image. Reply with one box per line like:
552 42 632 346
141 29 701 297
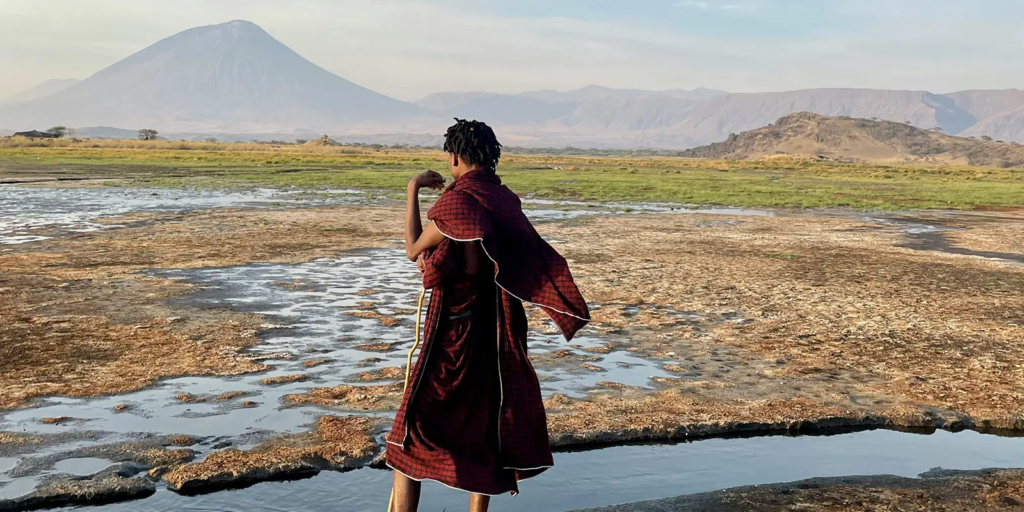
2 143 1023 210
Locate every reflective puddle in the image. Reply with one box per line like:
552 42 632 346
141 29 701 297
49 429 1024 511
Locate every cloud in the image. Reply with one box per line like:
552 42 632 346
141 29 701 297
674 0 761 15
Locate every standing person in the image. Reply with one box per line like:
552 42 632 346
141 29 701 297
386 119 590 512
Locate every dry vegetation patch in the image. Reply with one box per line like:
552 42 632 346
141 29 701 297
260 375 308 386
716 469 1024 512
163 416 380 493
345 310 402 327
0 206 401 409
545 389 862 446
545 213 1024 426
283 383 404 411
355 367 405 382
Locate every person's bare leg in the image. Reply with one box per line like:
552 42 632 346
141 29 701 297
391 472 421 512
469 493 490 512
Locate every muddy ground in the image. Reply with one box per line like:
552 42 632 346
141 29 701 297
2 190 1024 507
575 468 1024 512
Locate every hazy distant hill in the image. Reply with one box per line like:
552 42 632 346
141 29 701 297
420 94 579 126
417 87 1024 148
0 20 426 133
520 85 727 104
414 86 725 128
3 19 1024 150
680 112 1024 167
0 79 81 105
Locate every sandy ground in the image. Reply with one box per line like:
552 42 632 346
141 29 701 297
3 200 1024 504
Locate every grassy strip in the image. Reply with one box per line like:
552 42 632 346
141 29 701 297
2 145 1023 210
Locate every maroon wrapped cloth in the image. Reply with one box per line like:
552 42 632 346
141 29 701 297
386 170 590 496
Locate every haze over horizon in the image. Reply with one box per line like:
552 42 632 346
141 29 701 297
2 0 1023 102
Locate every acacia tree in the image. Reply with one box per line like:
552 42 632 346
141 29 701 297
138 129 158 141
47 126 67 138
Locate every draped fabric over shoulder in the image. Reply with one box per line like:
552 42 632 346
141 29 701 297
386 170 590 496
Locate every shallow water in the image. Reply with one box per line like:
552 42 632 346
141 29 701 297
0 185 368 244
521 198 775 221
52 458 114 476
0 249 643 478
531 333 674 397
0 184 781 245
1 250 423 444
54 429 1024 511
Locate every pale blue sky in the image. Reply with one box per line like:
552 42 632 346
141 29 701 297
1 0 1021 100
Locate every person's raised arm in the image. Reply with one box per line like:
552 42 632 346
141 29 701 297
406 170 447 262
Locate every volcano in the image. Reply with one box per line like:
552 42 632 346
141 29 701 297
0 20 424 133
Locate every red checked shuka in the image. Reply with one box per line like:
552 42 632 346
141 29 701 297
385 169 590 496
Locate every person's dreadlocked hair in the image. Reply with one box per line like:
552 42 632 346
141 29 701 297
443 118 502 169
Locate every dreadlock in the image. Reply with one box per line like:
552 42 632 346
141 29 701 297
443 118 502 169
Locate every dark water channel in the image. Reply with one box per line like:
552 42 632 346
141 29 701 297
51 429 1024 511
902 231 1024 264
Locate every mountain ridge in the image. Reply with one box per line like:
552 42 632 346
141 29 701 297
3 20 1024 149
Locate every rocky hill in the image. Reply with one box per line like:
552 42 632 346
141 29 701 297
680 112 1024 167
